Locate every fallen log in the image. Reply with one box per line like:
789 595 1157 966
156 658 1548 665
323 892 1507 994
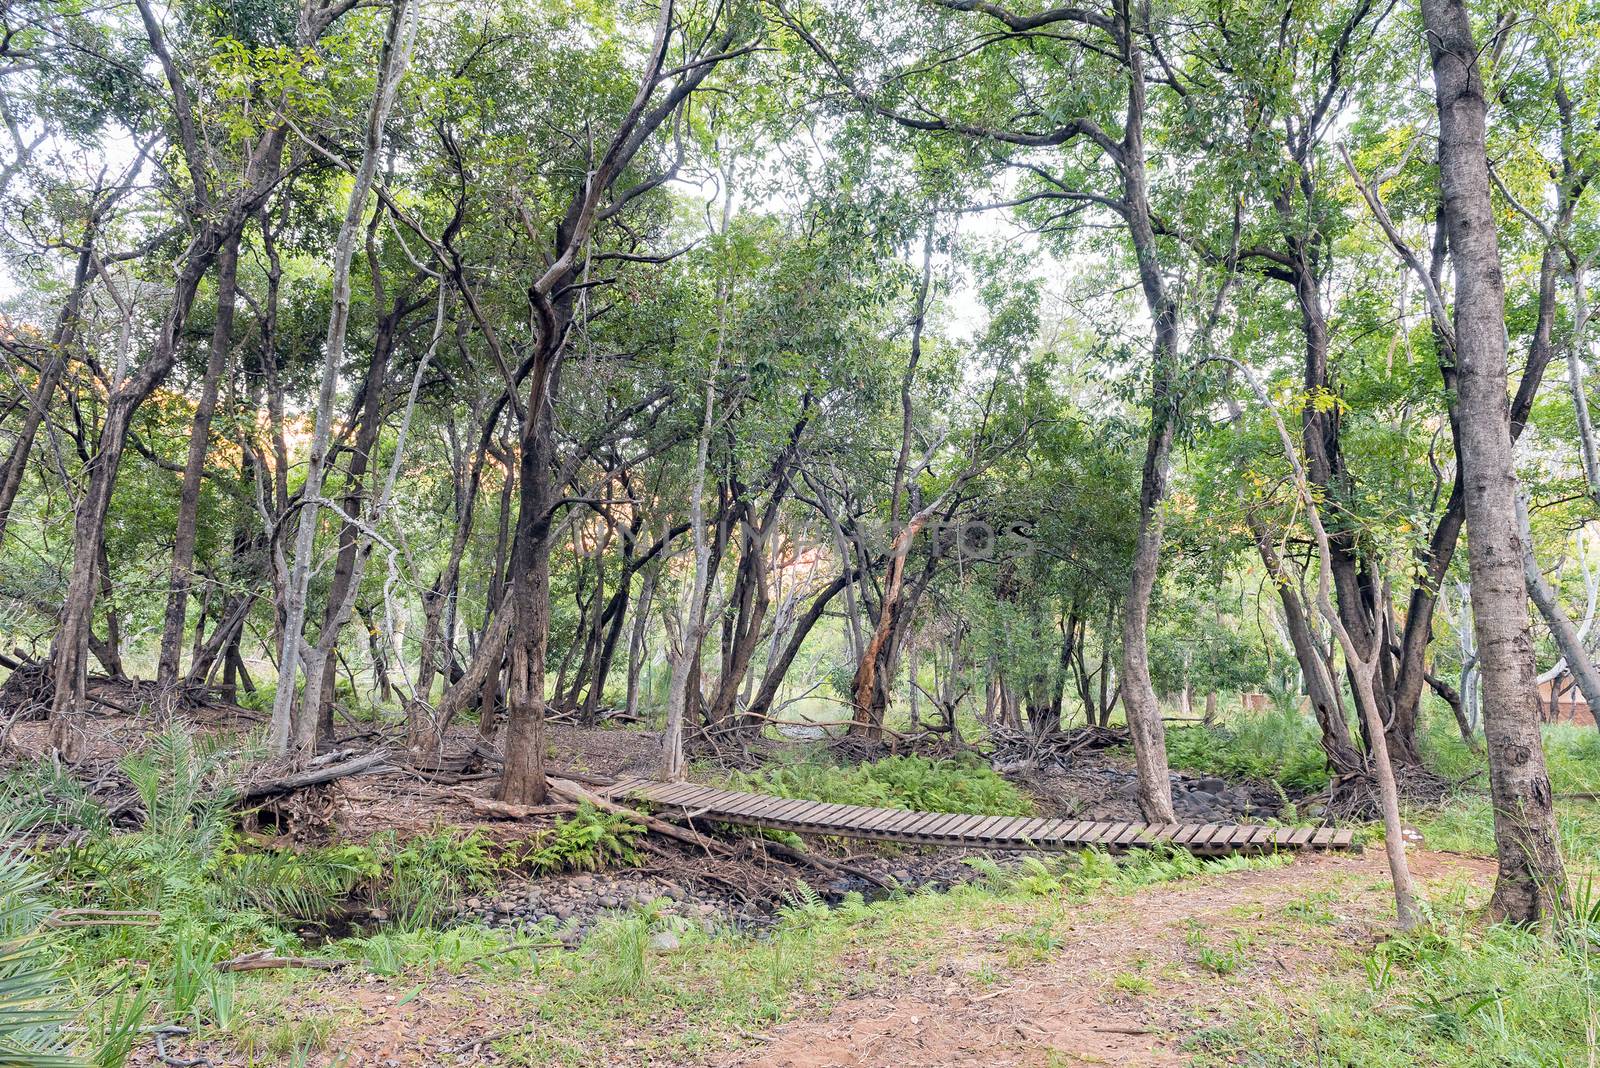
460 795 580 820
217 950 349 973
751 837 896 892
43 908 160 929
242 751 396 800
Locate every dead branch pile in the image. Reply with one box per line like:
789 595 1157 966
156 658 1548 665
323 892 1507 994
0 655 52 724
1322 762 1462 822
988 724 1129 772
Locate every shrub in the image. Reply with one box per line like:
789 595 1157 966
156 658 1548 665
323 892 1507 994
0 847 84 1067
729 753 1032 816
1162 707 1330 791
517 805 644 874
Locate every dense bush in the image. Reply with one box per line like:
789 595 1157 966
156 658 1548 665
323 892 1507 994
1161 707 1331 791
729 753 1033 816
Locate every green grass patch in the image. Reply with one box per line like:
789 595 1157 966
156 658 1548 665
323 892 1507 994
1189 885 1600 1067
1161 707 1331 791
726 752 1033 816
1413 722 1600 871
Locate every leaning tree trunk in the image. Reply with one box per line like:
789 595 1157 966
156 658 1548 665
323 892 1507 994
0 236 94 546
1518 495 1600 729
157 229 243 689
1422 0 1567 923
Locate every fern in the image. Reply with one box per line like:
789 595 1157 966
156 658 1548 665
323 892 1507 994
730 754 1031 817
519 806 644 875
0 850 86 1067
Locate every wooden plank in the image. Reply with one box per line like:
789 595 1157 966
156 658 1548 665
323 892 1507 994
919 812 966 837
961 815 1005 841
1247 826 1273 847
1114 823 1146 846
607 777 646 799
1190 824 1222 849
778 801 833 826
647 782 703 806
1309 827 1333 848
1331 828 1355 849
1009 817 1051 842
988 816 1031 841
927 813 975 838
763 797 821 822
854 807 903 833
875 809 917 835
944 814 993 839
1288 827 1315 847
817 804 873 830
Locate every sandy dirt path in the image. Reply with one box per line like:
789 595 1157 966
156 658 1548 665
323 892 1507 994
716 850 1491 1068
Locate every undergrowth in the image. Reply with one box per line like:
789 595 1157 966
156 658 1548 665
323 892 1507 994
0 728 652 1064
1191 880 1600 1067
727 752 1032 816
1413 722 1600 870
1161 707 1331 791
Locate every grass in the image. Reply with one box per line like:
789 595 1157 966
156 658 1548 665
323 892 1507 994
1412 722 1600 872
1189 884 1600 1067
187 848 1290 1066
724 752 1033 816
1160 705 1332 791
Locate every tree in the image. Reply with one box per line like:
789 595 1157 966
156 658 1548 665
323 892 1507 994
1420 0 1566 922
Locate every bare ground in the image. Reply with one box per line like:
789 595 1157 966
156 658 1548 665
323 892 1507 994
718 849 1493 1068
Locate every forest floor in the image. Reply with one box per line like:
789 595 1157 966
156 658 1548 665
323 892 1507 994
7 696 1594 1067
137 845 1494 1067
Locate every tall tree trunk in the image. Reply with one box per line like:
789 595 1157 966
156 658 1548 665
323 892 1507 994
501 392 556 803
624 562 659 720
157 229 243 688
1422 0 1567 922
270 0 413 758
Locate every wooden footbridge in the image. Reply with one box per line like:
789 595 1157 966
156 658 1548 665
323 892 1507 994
604 777 1357 855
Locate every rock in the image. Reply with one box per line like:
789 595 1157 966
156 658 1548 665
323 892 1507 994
649 930 681 952
599 895 619 909
1196 777 1227 795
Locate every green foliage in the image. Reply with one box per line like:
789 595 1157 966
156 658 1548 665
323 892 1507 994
0 849 85 1067
1414 722 1600 868
355 829 499 931
1161 708 1332 791
1196 893 1600 1067
729 754 1032 816
515 805 645 875
963 846 1289 899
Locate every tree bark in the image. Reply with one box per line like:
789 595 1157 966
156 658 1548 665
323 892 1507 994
157 229 242 688
1422 0 1567 922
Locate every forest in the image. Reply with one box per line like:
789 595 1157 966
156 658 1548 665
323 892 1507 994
0 0 1597 1063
